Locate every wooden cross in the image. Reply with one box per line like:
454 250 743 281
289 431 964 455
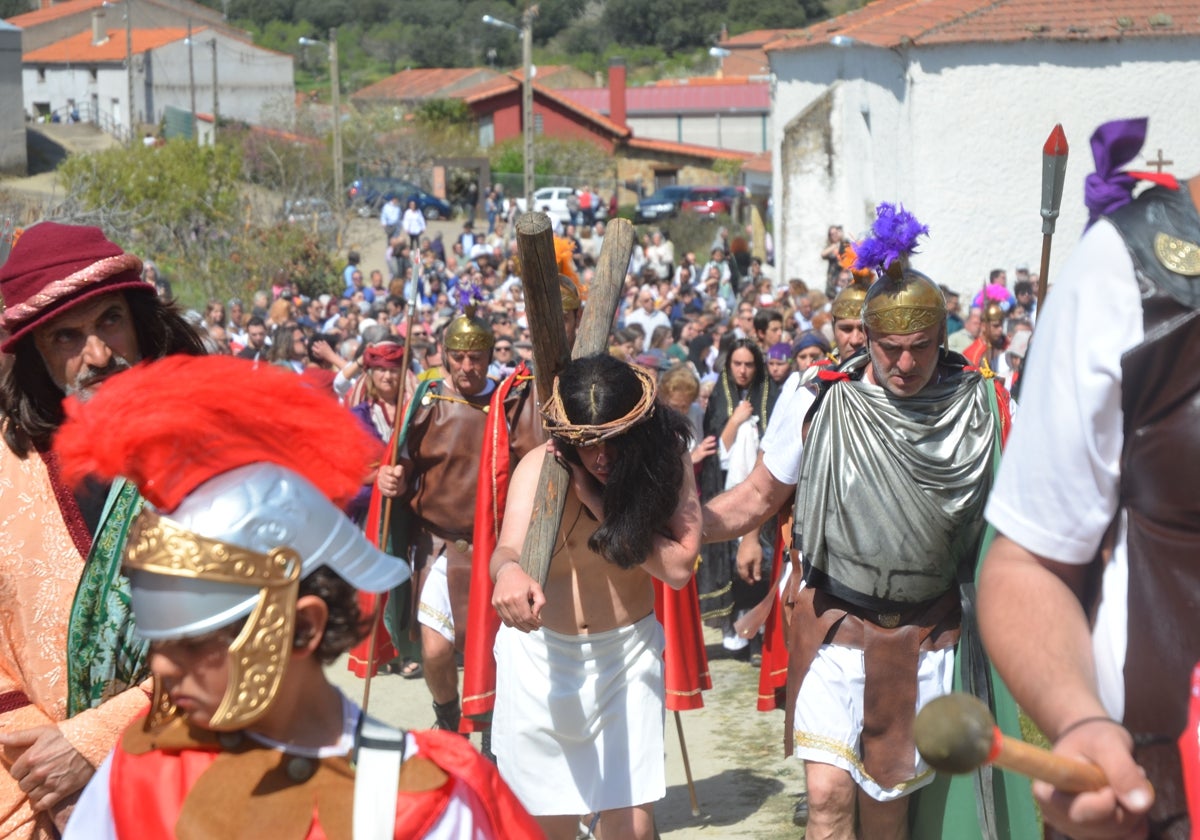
1146 148 1173 173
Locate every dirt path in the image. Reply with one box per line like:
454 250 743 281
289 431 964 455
327 626 804 838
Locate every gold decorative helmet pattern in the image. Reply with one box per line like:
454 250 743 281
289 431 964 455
863 266 947 336
443 306 495 352
830 282 870 322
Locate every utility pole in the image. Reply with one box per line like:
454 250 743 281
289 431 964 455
330 27 343 210
124 0 133 144
210 38 218 141
521 6 535 209
187 20 196 141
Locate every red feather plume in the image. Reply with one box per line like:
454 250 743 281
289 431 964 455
53 355 382 512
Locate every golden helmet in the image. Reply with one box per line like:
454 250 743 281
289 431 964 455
560 274 582 312
863 267 947 335
830 282 869 322
981 300 1006 324
443 306 495 352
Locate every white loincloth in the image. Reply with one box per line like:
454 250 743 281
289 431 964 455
417 553 454 642
793 642 955 801
492 612 666 815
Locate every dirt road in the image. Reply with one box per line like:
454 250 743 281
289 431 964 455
327 626 802 839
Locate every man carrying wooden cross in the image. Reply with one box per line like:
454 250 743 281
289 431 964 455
489 353 701 840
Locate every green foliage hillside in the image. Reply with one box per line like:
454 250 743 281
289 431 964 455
188 0 866 93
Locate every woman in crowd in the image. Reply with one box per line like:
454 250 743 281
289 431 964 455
696 338 778 650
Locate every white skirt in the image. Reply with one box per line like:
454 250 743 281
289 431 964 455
793 642 955 801
493 613 666 815
417 553 454 642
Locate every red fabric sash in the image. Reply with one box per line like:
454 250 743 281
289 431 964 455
755 521 789 712
409 729 543 838
110 741 218 839
653 576 713 711
460 365 527 729
108 726 539 839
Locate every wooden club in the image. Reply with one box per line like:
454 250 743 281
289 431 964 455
914 693 1107 794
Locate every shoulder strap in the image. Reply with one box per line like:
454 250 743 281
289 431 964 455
353 716 407 840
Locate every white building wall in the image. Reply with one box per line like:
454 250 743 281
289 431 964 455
147 34 293 127
771 38 1200 302
24 32 293 137
628 112 770 153
0 23 27 174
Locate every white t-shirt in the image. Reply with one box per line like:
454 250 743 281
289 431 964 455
984 218 1143 717
760 369 817 486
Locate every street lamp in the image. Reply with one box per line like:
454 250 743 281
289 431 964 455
299 30 344 212
482 8 536 209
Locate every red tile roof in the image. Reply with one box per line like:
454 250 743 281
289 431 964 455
456 72 632 138
8 0 107 29
719 28 801 47
557 81 770 116
25 26 193 62
764 0 1200 51
741 149 773 173
625 136 753 162
352 67 500 102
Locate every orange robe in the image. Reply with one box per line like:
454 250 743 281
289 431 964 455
0 443 150 839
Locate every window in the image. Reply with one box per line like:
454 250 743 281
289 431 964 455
478 115 494 149
534 113 543 135
36 67 45 83
89 67 98 82
653 170 678 191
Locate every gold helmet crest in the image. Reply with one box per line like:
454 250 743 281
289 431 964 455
830 282 869 322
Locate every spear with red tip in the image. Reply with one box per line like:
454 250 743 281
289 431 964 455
1038 124 1069 311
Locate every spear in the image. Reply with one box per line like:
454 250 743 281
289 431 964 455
361 253 423 711
1038 124 1069 312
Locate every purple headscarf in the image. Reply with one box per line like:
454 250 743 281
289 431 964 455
1084 117 1178 228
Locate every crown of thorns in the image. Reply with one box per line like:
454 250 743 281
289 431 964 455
540 364 658 447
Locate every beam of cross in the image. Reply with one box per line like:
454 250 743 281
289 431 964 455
1146 148 1173 173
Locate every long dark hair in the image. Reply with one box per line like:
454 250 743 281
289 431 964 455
1 291 207 457
724 337 766 389
555 354 691 570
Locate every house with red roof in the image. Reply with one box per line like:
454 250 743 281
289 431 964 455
8 0 242 53
766 0 1200 299
555 75 771 155
445 59 756 205
17 13 293 140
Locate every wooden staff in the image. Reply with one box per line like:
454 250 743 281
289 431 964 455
674 710 702 817
515 214 634 584
915 693 1107 794
361 260 422 710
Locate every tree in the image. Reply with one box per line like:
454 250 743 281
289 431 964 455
55 139 333 305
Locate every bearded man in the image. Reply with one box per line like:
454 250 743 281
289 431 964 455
0 222 204 838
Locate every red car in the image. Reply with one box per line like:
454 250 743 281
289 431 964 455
680 186 745 218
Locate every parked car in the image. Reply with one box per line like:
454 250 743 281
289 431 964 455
347 177 452 220
681 186 746 218
636 185 746 224
513 186 578 219
634 185 694 224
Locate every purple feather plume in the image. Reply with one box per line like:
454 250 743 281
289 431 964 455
853 202 929 274
456 282 485 311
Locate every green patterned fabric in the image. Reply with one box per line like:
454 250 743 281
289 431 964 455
66 479 150 716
